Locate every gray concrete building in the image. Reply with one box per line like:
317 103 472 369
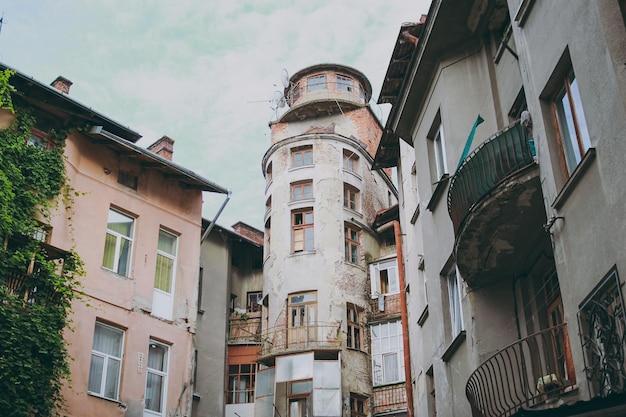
374 1 626 416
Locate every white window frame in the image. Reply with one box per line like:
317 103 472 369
102 208 135 276
144 340 169 417
433 123 447 179
336 75 353 92
152 229 178 320
370 258 399 298
371 320 405 386
88 322 124 401
447 265 464 338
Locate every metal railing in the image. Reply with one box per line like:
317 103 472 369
448 121 535 235
466 323 575 417
258 322 342 357
373 382 407 415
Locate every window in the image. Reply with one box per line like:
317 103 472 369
370 259 399 297
308 75 325 91
291 181 313 201
344 225 360 265
292 209 314 252
343 184 359 211
430 122 447 180
145 341 169 416
292 146 313 167
118 171 138 190
350 393 367 417
446 264 464 338
553 71 591 176
336 75 353 92
27 133 49 149
197 267 204 313
291 83 301 102
371 320 404 386
154 229 177 294
88 322 124 400
102 208 134 276
288 292 317 348
343 149 359 173
265 162 272 184
247 291 263 312
346 304 363 350
227 363 256 404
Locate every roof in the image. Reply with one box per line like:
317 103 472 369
2 62 229 194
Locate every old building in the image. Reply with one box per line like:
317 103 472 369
194 220 263 417
375 1 626 416
0 62 229 417
256 63 407 417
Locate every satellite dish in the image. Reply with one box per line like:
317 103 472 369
272 91 285 108
280 68 290 88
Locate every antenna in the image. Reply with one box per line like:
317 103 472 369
280 68 290 88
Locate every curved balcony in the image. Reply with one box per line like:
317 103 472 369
448 121 544 288
466 323 575 417
258 321 342 361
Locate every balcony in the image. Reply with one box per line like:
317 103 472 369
228 311 262 344
466 323 576 417
447 121 545 288
373 382 407 415
257 321 342 361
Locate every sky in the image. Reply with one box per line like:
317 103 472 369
0 0 431 230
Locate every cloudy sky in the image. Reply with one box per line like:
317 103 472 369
0 0 430 230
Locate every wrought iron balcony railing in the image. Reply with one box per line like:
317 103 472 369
448 121 535 235
258 321 342 358
466 323 575 417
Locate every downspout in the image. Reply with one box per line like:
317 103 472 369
200 191 231 243
393 220 414 417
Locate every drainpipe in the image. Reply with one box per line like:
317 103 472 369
393 220 414 417
200 191 231 243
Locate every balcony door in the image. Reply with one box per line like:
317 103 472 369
288 292 317 348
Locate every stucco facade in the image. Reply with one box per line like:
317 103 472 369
0 63 228 417
376 1 626 416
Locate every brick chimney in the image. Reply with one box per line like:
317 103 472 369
147 136 175 161
232 222 264 246
50 76 73 94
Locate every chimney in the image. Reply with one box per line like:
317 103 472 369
147 136 175 161
51 76 73 94
232 222 264 246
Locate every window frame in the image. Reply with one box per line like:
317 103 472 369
102 208 135 277
370 258 399 298
292 209 314 253
446 264 464 338
154 229 178 295
145 340 169 416
344 224 360 265
291 146 313 168
346 304 363 350
552 70 591 177
336 75 353 92
371 320 405 386
343 184 360 212
350 393 367 417
342 149 359 173
247 291 263 312
227 363 257 404
291 180 313 201
431 123 447 180
88 321 124 401
307 75 326 92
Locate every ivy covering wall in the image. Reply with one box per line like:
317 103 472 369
0 69 84 417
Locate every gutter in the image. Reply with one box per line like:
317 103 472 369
200 192 231 243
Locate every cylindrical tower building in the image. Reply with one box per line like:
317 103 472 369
256 64 399 417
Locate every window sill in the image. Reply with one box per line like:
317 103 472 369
288 197 315 207
410 204 421 224
426 174 450 212
417 305 429 327
343 169 362 181
290 250 316 257
442 330 466 362
344 207 362 218
373 381 406 389
193 393 201 401
87 392 122 405
289 164 314 172
552 148 596 209
343 260 366 271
